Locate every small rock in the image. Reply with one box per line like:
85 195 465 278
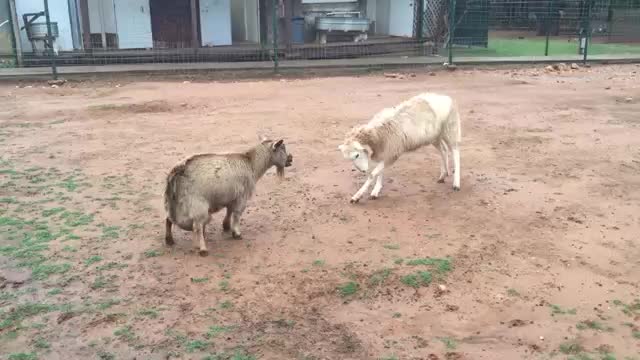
605 86 611 90
570 63 580 70
182 80 191 84
438 284 448 292
50 84 59 89
429 72 436 76
539 336 545 341
625 97 633 103
115 84 121 88
544 65 554 72
47 79 66 86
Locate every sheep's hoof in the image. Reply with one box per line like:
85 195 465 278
453 186 461 192
369 195 379 200
437 178 445 183
232 232 243 240
222 223 231 232
350 198 360 204
198 249 209 257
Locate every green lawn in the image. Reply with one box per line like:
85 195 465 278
451 38 640 57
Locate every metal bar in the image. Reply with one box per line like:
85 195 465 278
545 0 553 56
273 0 279 72
417 0 425 41
79 0 91 50
8 0 23 67
583 0 592 64
448 0 456 64
43 0 58 79
191 0 199 49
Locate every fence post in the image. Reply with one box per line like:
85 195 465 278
448 0 456 64
582 0 592 64
43 0 58 79
417 0 425 41
545 0 553 56
272 0 279 72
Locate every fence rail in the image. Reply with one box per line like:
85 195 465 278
0 0 639 78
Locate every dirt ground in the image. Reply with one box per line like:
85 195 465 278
0 64 639 360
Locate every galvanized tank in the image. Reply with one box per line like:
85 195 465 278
28 22 59 40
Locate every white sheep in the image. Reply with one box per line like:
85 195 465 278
338 93 461 203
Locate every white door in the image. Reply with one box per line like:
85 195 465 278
114 0 152 49
200 0 232 46
389 0 414 37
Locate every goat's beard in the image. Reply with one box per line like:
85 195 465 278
276 166 285 178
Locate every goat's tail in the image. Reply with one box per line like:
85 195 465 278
164 163 186 222
447 100 462 144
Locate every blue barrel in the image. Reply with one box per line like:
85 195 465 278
291 17 305 44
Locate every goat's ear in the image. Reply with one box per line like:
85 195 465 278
272 139 284 150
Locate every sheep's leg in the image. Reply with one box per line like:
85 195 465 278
370 173 384 199
435 142 449 183
165 218 174 246
222 207 232 232
452 145 461 191
351 162 385 203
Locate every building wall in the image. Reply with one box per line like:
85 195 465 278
16 0 74 51
87 0 116 34
231 0 246 41
200 0 232 46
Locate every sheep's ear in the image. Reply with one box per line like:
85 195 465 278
363 144 373 157
257 132 268 142
272 139 284 150
338 144 346 152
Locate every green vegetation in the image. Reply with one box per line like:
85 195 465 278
453 38 640 58
338 281 359 297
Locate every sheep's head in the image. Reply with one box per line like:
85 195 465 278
269 139 293 178
338 140 372 173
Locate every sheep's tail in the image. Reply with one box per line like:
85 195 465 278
164 163 186 222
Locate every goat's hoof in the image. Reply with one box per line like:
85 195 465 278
198 249 209 257
232 232 243 240
453 186 461 192
165 238 175 246
437 178 445 183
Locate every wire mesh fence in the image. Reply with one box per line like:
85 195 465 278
0 0 639 79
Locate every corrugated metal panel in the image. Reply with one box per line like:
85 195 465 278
114 0 152 49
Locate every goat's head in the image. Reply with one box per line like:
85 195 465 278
268 139 293 177
338 140 372 173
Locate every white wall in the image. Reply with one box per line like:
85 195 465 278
16 0 74 51
375 0 390 35
200 0 232 46
231 0 259 43
88 0 116 34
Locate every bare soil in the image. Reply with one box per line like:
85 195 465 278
1 64 639 360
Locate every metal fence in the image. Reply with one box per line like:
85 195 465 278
0 0 639 79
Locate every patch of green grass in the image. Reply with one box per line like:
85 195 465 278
439 337 457 350
219 280 230 291
60 211 94 227
379 356 399 360
392 312 402 318
33 336 50 349
96 262 127 271
312 259 325 267
0 197 18 204
337 281 359 297
137 308 159 319
393 258 404 265
383 244 400 250
191 277 209 284
612 299 640 317
401 271 433 288
96 298 121 310
368 268 392 287
114 325 136 342
559 341 584 355
85 255 103 266
96 351 115 360
47 288 62 296
100 225 120 240
0 302 56 330
91 275 117 290
633 331 640 339
42 207 65 217
576 320 613 332
143 249 161 258
8 353 38 360
550 304 577 316
61 245 76 252
185 339 209 353
220 300 233 310
206 325 233 339
405 257 453 274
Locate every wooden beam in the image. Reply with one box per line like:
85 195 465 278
78 0 91 49
190 0 199 48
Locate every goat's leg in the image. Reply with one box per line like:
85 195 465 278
165 218 174 246
370 173 384 199
451 144 461 191
222 207 232 232
192 222 208 257
351 162 385 203
230 201 247 239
